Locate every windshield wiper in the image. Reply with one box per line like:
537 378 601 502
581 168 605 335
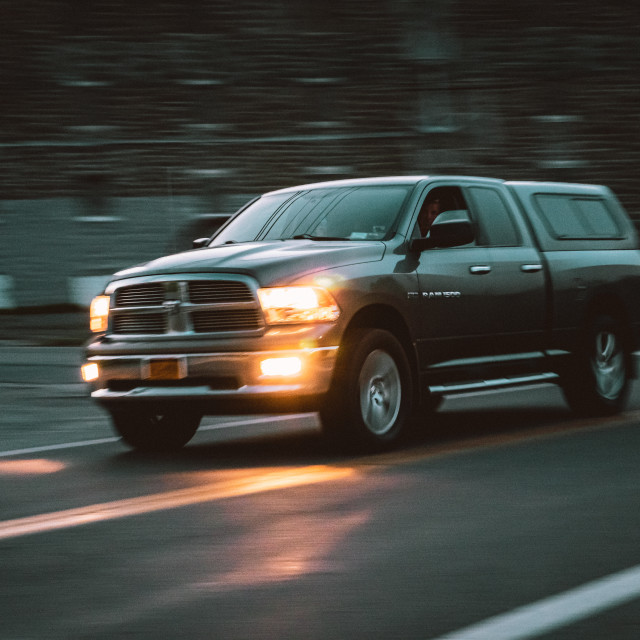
291 234 349 241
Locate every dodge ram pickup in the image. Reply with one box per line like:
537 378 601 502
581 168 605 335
82 176 640 452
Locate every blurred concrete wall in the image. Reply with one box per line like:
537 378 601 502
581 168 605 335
1 0 640 307
0 196 236 306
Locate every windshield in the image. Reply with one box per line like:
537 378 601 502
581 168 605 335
211 185 411 245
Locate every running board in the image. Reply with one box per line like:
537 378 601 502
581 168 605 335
429 372 559 396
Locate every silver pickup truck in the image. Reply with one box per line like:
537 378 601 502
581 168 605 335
82 176 640 452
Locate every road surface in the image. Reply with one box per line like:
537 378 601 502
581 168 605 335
1 346 640 639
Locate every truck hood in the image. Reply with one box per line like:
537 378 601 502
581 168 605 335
112 240 386 286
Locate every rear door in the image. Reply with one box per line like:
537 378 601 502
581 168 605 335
464 184 546 356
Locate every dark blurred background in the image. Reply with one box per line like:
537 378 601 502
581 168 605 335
1 0 639 308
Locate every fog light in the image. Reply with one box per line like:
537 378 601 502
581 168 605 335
81 363 99 382
260 357 302 377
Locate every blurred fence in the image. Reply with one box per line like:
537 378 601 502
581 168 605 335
1 0 640 308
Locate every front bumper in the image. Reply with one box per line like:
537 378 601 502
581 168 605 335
83 346 339 414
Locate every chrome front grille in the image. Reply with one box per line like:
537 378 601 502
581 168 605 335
115 284 165 307
112 313 167 335
191 309 262 333
109 277 263 337
188 280 254 304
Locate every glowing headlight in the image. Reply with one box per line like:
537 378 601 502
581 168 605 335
260 357 303 377
257 286 340 324
81 363 100 382
89 295 110 332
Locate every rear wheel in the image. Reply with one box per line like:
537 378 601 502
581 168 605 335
110 409 201 452
320 328 413 452
561 315 630 416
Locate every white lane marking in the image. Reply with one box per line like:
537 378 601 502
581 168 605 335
0 438 121 458
432 564 640 640
0 413 317 458
0 465 355 540
198 413 317 432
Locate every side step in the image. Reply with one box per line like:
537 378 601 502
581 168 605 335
429 372 559 396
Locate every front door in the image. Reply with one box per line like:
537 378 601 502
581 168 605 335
415 243 495 365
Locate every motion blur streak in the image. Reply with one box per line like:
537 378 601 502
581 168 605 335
0 465 355 541
0 459 66 475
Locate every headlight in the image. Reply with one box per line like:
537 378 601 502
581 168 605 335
257 286 340 324
89 295 110 332
81 362 100 382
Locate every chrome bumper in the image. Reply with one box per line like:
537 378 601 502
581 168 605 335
84 346 339 406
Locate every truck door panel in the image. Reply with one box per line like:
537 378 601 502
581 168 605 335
415 246 493 364
483 245 546 354
466 185 546 356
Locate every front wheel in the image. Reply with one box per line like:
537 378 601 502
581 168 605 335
109 408 201 452
561 315 630 416
320 329 413 452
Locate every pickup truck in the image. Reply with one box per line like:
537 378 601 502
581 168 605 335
82 176 640 452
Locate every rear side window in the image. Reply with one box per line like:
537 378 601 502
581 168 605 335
533 194 621 239
467 186 520 246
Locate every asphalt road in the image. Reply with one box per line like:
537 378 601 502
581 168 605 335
1 347 640 639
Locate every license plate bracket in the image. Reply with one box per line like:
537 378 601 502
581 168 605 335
144 358 187 380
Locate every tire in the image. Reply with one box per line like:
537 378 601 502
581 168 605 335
110 408 201 452
561 314 630 416
320 328 413 452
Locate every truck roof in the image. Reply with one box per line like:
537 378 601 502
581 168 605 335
266 176 613 197
505 180 609 196
266 175 506 194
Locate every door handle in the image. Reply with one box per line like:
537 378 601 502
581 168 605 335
520 264 543 273
469 265 491 275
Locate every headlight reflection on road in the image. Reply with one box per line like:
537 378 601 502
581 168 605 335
0 459 67 475
194 510 371 591
0 465 356 541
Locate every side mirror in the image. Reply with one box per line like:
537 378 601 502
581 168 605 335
192 237 210 249
410 218 475 252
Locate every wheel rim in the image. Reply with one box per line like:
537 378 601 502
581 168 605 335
358 349 402 436
592 330 626 400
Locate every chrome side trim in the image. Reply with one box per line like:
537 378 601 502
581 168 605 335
428 352 546 370
429 372 558 395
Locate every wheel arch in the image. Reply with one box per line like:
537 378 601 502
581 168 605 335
340 304 420 401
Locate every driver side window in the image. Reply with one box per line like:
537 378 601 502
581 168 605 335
414 185 475 246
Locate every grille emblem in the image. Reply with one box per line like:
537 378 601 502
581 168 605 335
163 300 182 315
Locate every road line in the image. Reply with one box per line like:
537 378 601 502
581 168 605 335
0 465 355 541
198 413 316 432
0 414 317 458
432 564 640 640
0 437 121 458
